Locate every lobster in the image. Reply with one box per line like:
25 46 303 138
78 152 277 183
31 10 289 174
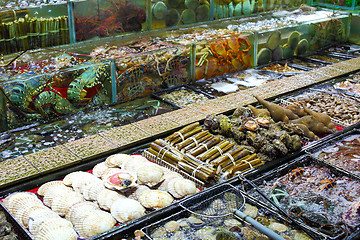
34 90 79 116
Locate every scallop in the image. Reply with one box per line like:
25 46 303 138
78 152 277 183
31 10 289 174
65 201 99 223
43 186 73 207
110 198 146 223
29 213 64 235
51 190 84 216
137 164 164 187
37 181 65 196
74 210 116 238
105 153 134 168
80 177 104 200
33 218 77 240
138 190 174 209
158 172 183 191
3 192 39 214
128 185 151 201
92 162 109 177
121 155 149 173
102 169 137 191
14 203 45 228
62 171 91 186
72 172 100 194
97 188 126 211
167 178 198 199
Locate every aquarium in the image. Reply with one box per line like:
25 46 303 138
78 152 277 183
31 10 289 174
311 0 359 10
0 4 69 55
73 0 146 42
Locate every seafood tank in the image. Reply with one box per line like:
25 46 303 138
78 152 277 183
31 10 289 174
0 4 69 55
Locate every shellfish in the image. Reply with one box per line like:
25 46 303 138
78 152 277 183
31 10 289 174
97 188 126 211
102 168 137 191
166 178 198 199
105 153 134 168
136 164 164 187
92 162 109 177
33 217 77 240
138 190 174 209
3 192 42 215
65 201 99 223
110 198 146 223
128 185 151 201
50 190 84 216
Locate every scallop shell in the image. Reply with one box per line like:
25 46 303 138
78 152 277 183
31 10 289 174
74 210 116 238
43 185 73 207
97 188 126 211
138 190 174 209
102 169 137 191
17 205 49 228
105 153 133 168
51 190 84 216
72 172 99 194
110 198 145 223
92 162 109 177
128 185 151 201
84 180 105 201
3 192 38 214
13 201 45 227
29 212 64 235
137 164 164 187
33 218 77 240
158 172 183 191
37 181 66 196
63 171 93 186
167 178 198 199
121 155 149 173
65 201 99 223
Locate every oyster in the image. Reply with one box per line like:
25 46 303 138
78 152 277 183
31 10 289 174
110 198 146 223
102 168 137 191
138 190 174 209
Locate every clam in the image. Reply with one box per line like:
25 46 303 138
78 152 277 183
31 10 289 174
151 227 167 238
105 153 134 168
137 164 164 187
92 162 109 178
242 204 258 218
74 210 116 238
164 220 180 232
97 188 126 211
167 178 198 199
268 222 289 233
37 181 66 196
195 226 216 239
102 168 137 191
51 190 84 216
139 190 174 209
110 198 146 223
224 218 242 229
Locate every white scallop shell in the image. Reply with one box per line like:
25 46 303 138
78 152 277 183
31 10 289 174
74 210 116 238
110 198 145 223
83 180 105 201
33 218 77 240
128 185 151 201
102 169 137 191
167 178 198 199
72 173 99 194
3 192 38 214
158 172 183 191
65 201 99 223
97 188 126 211
92 162 109 177
105 153 133 168
13 200 45 227
62 171 93 186
137 164 164 187
16 205 48 228
51 190 84 216
121 155 149 173
37 181 66 196
28 211 63 235
43 185 72 207
139 190 174 209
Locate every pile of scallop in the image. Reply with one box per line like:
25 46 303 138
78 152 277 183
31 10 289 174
2 154 199 239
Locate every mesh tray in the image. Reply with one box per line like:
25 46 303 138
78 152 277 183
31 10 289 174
142 183 317 240
240 154 360 240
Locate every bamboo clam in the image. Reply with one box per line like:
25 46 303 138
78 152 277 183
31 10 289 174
222 152 257 172
169 126 203 145
149 142 183 163
225 154 261 174
165 122 199 142
176 130 209 151
178 161 215 182
183 133 212 152
154 139 183 158
210 145 245 167
199 140 233 162
147 148 178 166
220 149 250 170
189 136 221 156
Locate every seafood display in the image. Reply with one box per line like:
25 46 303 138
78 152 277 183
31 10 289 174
144 188 313 240
285 90 360 127
315 134 360 176
145 122 263 183
159 88 210 107
333 72 360 96
254 163 360 237
1 153 199 239
190 69 282 97
257 30 309 65
74 0 146 41
0 96 175 160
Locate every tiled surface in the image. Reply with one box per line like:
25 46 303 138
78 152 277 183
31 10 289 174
216 92 257 108
100 124 151 148
186 99 234 115
133 115 181 137
64 134 119 160
160 107 207 125
24 145 81 173
336 61 360 72
0 157 40 187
